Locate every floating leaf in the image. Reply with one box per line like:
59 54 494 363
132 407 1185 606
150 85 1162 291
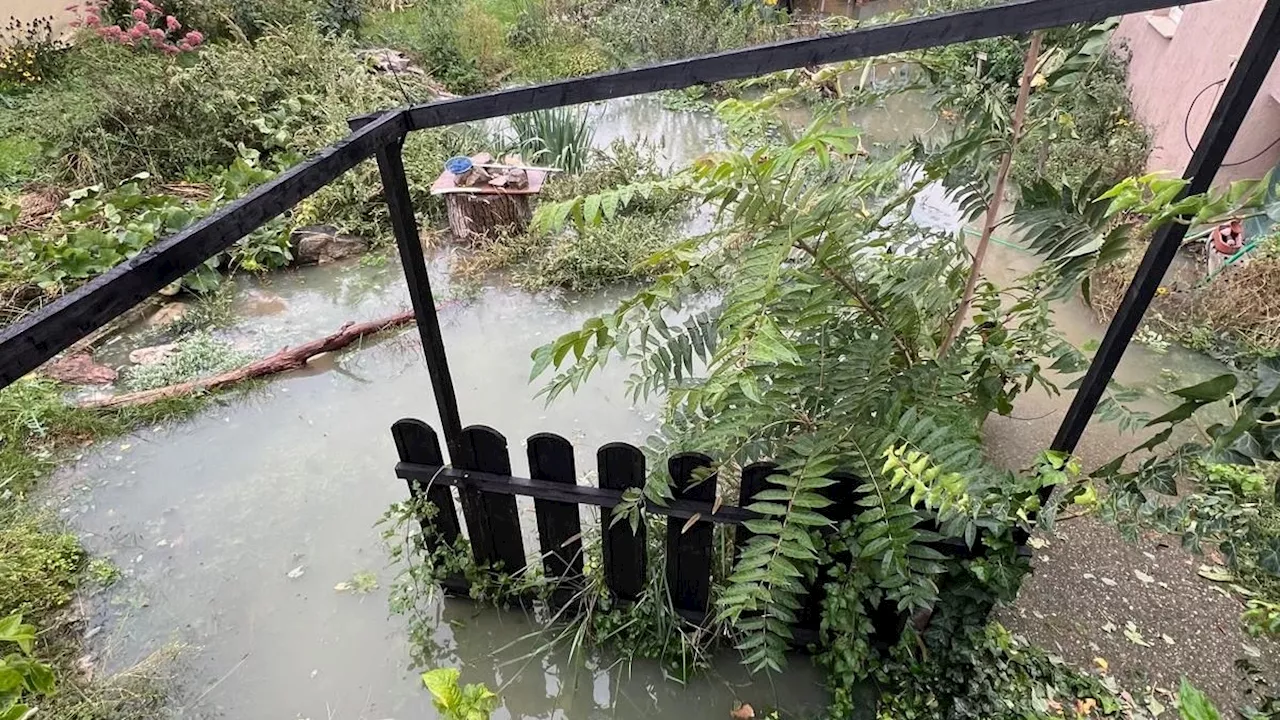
1123 621 1151 647
1197 565 1234 582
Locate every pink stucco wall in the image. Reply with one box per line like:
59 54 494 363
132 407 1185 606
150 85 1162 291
1113 0 1280 183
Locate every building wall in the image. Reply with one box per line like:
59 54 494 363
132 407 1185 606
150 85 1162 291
1113 0 1280 183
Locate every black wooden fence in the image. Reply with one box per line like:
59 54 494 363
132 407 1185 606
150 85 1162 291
391 418 986 645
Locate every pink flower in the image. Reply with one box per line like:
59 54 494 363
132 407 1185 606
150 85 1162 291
165 15 179 31
162 43 179 54
84 12 100 25
137 0 159 13
149 27 165 42
128 25 145 39
177 40 191 51
104 24 122 35
182 29 203 45
131 7 145 19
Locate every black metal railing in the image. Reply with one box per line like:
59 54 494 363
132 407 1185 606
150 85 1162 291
1 0 1277 462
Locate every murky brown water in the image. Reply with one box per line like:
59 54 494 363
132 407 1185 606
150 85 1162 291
47 92 1230 718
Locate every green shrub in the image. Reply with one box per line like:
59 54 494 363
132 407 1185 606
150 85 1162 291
316 0 363 36
122 331 252 390
589 0 786 65
363 3 489 94
518 210 677 290
457 0 512 77
1012 51 1149 189
96 0 318 42
22 25 410 185
0 513 84 617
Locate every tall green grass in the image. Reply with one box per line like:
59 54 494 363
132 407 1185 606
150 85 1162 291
509 107 594 174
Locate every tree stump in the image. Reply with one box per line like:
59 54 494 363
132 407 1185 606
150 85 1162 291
444 193 532 243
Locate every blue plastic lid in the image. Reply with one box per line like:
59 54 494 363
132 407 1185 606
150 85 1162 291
445 156 473 175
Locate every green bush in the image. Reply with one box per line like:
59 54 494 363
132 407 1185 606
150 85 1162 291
0 513 84 617
1012 51 1150 189
22 25 411 186
122 331 251 390
589 0 786 65
518 210 677 290
363 3 489 94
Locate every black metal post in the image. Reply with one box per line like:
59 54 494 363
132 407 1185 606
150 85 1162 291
1051 0 1280 454
374 132 465 460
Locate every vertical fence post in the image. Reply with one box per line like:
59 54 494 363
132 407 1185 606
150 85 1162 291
455 425 527 573
1051 0 1280 456
372 128 465 461
391 418 467 594
598 443 647 602
666 453 717 616
527 433 584 601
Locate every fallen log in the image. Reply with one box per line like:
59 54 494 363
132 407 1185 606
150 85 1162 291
80 308 423 409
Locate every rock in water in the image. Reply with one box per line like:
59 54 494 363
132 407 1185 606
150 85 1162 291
43 353 117 385
290 226 370 265
147 302 190 328
129 343 179 366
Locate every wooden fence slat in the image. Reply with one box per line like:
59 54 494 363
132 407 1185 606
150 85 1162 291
597 442 647 602
391 418 467 594
527 433 584 595
666 452 716 615
391 419 461 543
734 462 778 561
456 426 526 573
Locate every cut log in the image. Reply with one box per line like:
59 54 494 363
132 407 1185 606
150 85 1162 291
78 306 452 409
445 193 532 243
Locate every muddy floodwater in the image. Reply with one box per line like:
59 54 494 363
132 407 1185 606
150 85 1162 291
45 93 1230 718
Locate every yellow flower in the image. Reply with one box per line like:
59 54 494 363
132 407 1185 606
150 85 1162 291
1156 286 1170 296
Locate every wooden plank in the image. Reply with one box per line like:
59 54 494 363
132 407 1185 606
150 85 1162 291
665 452 716 615
391 419 461 543
734 462 778 561
455 426 526 573
390 418 467 594
0 110 407 389
406 0 1206 130
597 442 647 602
527 433 584 593
1051 0 1280 458
374 137 464 459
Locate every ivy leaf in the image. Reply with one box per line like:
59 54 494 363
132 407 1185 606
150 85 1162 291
1171 374 1236 403
1258 538 1280 577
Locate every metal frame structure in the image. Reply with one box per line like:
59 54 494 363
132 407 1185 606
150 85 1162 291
1 0 1278 462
